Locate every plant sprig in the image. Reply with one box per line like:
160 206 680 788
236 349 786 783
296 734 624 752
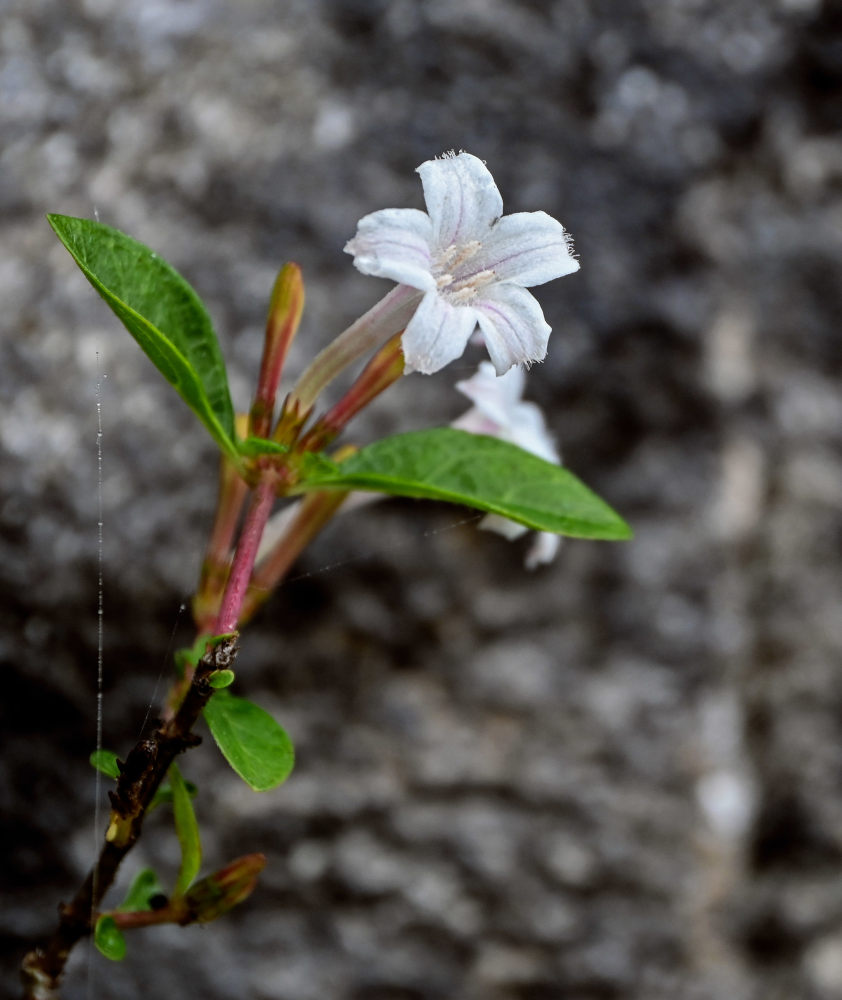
23 154 629 998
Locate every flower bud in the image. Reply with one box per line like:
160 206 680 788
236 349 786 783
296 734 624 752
182 853 266 924
250 264 305 440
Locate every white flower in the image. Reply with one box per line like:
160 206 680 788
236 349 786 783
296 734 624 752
453 361 562 568
344 151 579 377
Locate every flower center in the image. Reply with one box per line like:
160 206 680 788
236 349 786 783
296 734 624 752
433 241 495 305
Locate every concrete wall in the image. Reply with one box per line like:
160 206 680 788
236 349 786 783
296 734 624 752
3 2 842 997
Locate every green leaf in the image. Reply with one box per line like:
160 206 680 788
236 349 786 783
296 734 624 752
208 669 236 689
174 631 237 677
203 691 294 792
169 763 201 897
118 868 165 912
149 778 198 812
90 748 120 779
295 428 631 541
94 916 126 962
47 214 238 462
237 436 289 458
174 636 207 678
295 450 340 479
90 751 192 808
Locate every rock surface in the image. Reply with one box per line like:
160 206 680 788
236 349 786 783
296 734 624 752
3 1 842 998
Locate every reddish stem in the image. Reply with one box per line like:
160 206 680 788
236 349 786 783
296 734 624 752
239 489 349 625
192 450 249 633
214 480 277 633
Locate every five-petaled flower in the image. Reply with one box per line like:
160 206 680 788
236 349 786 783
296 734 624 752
345 151 579 377
454 361 562 568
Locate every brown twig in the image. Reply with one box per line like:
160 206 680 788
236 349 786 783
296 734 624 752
20 636 239 1000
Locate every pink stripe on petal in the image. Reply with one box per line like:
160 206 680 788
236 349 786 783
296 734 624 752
402 292 478 375
418 153 503 249
345 208 436 291
474 285 550 375
472 211 579 287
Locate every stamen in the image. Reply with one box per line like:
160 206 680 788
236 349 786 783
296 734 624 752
450 240 482 271
449 286 478 305
435 244 460 271
440 268 497 305
434 240 482 276
462 267 495 287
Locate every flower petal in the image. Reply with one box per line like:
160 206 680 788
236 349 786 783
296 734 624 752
473 284 551 375
479 512 530 541
506 402 560 463
402 291 478 375
525 531 562 569
455 361 525 429
472 211 579 287
345 208 436 291
451 408 501 437
418 152 503 249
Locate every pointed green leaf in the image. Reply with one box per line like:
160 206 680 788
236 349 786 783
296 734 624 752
203 691 294 792
237 436 289 458
296 450 339 479
294 428 631 541
118 868 165 912
149 777 198 812
169 763 201 897
94 916 126 962
47 214 238 461
90 748 120 779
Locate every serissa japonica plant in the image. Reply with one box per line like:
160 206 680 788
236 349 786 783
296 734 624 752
21 152 630 998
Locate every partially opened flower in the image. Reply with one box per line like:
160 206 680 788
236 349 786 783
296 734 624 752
454 361 562 568
345 151 579 376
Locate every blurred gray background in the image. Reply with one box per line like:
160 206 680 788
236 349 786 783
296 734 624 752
3 1 842 998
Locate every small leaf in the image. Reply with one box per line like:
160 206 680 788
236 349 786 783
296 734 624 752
208 669 235 689
47 214 238 462
295 428 631 541
174 631 237 677
237 436 289 458
149 778 198 812
118 868 165 912
203 691 294 792
90 748 120 779
295 450 339 479
169 763 201 897
94 916 126 962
